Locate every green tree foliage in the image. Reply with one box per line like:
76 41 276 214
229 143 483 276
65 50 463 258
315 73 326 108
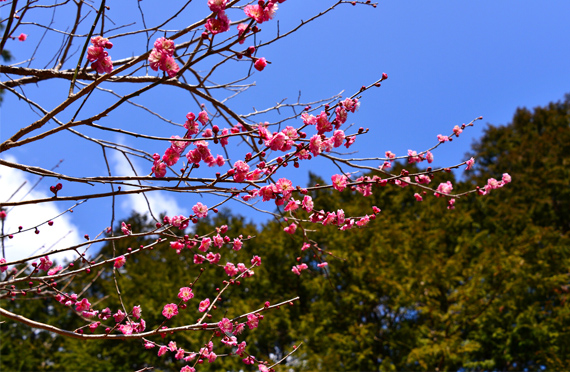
2 96 569 371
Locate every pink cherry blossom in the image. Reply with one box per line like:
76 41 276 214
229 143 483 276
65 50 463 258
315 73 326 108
162 303 178 319
302 195 314 212
437 134 450 143
283 223 297 234
235 341 247 354
247 313 259 329
154 37 175 54
208 0 228 13
291 263 308 275
38 255 53 271
47 265 62 276
175 348 185 360
225 262 239 276
331 174 348 192
453 125 463 137
158 345 168 356
113 310 126 323
205 11 230 34
121 221 131 235
426 151 434 163
197 110 209 125
18 33 27 41
502 173 512 184
435 181 453 197
132 305 142 319
192 202 208 218
178 287 194 302
181 366 195 372
251 255 262 267
218 317 233 333
414 193 423 201
465 157 475 170
75 298 91 312
114 255 126 268
199 237 211 252
198 298 210 312
206 252 221 264
233 238 243 251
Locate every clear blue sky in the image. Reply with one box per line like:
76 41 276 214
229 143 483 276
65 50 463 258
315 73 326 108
1 1 570 260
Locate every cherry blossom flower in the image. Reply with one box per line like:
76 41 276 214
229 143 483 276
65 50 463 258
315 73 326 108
247 313 259 329
236 341 247 354
437 134 450 142
426 151 434 163
38 255 53 271
175 348 185 360
180 366 195 372
206 252 221 264
502 173 512 184
205 11 230 34
114 255 126 268
435 181 453 197
208 0 228 12
225 262 239 276
453 125 463 137
18 33 27 41
331 174 348 192
414 193 423 201
177 287 194 302
198 298 210 312
132 305 142 319
237 23 248 43
251 255 262 267
197 110 209 125
465 157 475 170
218 317 233 333
75 298 91 312
283 223 297 234
221 335 238 346
121 222 131 235
162 303 178 319
199 237 211 252
47 265 62 276
302 195 314 212
158 346 168 357
233 238 243 251
192 202 208 218
292 263 308 275
113 310 126 323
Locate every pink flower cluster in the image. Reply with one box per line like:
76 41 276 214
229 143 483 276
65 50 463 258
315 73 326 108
53 293 145 335
152 111 230 178
206 0 230 34
149 37 180 77
224 261 255 277
244 0 282 24
478 173 512 195
291 263 308 275
87 36 113 74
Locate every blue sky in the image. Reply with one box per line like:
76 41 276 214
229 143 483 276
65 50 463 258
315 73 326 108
1 1 570 261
